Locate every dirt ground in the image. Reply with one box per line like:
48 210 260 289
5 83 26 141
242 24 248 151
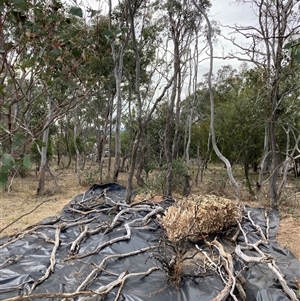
0 168 299 260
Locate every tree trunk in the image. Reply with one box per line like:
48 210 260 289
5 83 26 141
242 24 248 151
193 0 241 201
37 93 54 195
113 75 122 182
125 130 141 202
164 9 180 199
172 69 182 160
244 161 255 197
108 0 129 182
135 139 147 188
269 97 281 209
74 107 81 184
125 0 144 202
107 94 113 181
124 0 176 202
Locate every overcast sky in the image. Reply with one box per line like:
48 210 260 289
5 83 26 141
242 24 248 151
77 0 257 76
205 0 257 74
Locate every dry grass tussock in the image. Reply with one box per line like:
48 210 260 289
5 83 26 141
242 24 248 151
0 165 299 260
160 194 241 242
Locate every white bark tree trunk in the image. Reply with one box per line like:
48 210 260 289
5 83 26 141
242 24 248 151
192 0 241 201
37 93 54 195
108 0 129 182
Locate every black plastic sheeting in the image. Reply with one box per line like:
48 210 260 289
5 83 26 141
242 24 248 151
0 183 299 301
237 206 300 301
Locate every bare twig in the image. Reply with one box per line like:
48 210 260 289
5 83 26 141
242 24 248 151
76 245 156 291
2 291 95 301
104 206 158 234
195 244 218 271
209 239 238 301
69 225 89 253
247 211 268 243
66 223 132 261
29 224 63 293
95 267 158 295
267 260 298 301
7 167 18 193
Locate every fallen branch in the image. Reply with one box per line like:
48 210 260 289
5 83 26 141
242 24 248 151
104 206 158 234
267 260 298 301
247 210 268 243
264 209 270 240
0 255 23 268
66 223 131 261
2 291 95 301
65 206 113 216
235 244 270 263
126 206 164 227
95 267 158 295
76 245 156 291
208 238 238 301
31 231 55 244
29 224 63 293
69 225 89 253
236 210 298 301
0 224 58 249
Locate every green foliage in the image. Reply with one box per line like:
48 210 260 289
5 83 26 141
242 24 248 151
0 154 13 187
212 66 266 166
81 168 99 185
69 6 83 18
284 38 300 65
69 137 84 156
0 133 32 187
23 154 32 169
148 159 188 195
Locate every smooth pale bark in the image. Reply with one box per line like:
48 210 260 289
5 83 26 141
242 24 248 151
125 0 142 202
192 0 241 201
74 107 81 184
164 8 180 199
37 93 53 195
124 0 175 203
221 0 297 209
108 0 129 182
107 94 114 180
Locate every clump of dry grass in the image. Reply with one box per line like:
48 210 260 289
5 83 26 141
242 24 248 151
160 194 241 242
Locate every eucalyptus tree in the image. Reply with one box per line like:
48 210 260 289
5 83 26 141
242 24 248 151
211 65 266 194
0 0 96 191
162 0 212 198
192 0 241 200
107 0 131 182
221 0 300 208
181 82 211 184
124 0 177 202
31 3 95 194
0 0 56 187
76 14 115 182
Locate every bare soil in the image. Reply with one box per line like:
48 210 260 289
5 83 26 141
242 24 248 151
0 167 299 260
